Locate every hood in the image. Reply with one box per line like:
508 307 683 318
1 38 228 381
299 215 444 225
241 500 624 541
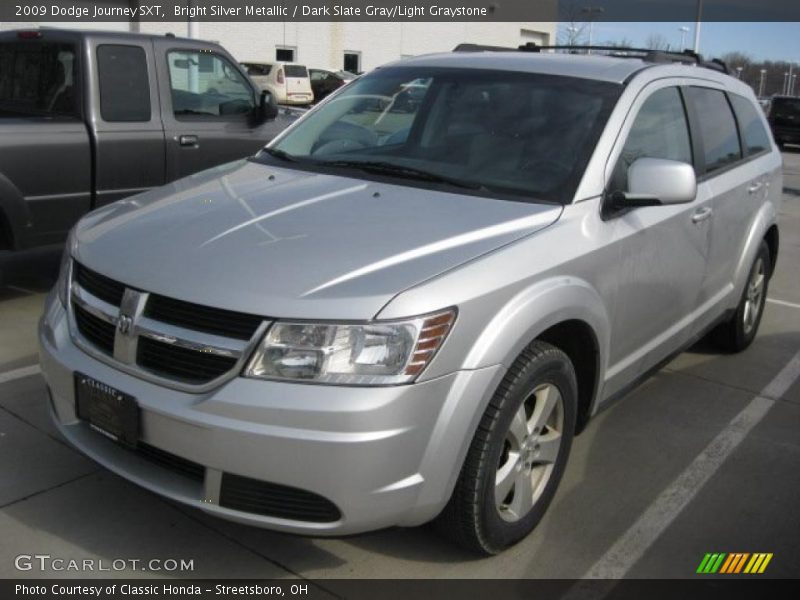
74 160 561 320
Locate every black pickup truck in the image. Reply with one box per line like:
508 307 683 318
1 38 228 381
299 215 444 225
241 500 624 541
0 28 296 279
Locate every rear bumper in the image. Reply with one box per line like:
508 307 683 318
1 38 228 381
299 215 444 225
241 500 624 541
38 292 504 535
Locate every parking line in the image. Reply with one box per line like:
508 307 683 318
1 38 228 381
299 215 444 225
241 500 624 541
575 350 800 583
0 364 41 385
767 297 800 310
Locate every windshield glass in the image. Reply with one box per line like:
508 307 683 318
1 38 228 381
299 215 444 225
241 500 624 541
261 66 621 204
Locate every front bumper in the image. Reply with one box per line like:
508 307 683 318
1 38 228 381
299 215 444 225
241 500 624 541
38 293 504 535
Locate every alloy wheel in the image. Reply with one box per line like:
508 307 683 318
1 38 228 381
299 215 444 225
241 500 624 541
495 383 564 522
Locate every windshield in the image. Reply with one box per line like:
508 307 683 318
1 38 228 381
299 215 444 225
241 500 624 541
260 66 621 204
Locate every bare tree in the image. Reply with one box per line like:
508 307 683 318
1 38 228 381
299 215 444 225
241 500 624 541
557 0 589 47
645 33 671 51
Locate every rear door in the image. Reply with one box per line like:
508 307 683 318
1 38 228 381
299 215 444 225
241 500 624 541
153 40 276 181
682 86 764 333
87 36 166 207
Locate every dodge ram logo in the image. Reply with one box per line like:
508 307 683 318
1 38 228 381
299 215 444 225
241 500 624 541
117 314 133 335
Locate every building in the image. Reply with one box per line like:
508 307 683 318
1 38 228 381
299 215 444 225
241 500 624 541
1 17 555 72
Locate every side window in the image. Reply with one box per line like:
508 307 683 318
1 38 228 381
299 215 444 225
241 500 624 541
729 94 771 156
97 45 151 122
167 50 254 118
685 87 742 174
610 87 692 192
0 41 78 117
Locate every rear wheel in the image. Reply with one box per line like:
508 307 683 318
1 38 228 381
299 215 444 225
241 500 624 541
436 341 577 554
711 241 770 352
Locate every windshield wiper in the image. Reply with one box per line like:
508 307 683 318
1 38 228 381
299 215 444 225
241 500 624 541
316 160 483 190
262 147 300 162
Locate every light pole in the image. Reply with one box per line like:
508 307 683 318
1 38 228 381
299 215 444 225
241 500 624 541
693 0 703 53
758 69 767 98
566 25 579 46
678 26 690 50
791 74 797 96
736 66 743 80
581 6 605 53
784 72 790 95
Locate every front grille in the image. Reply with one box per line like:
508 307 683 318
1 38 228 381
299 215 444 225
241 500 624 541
220 473 342 523
74 263 125 306
137 337 238 384
71 260 265 387
145 294 263 340
136 442 205 482
74 304 115 355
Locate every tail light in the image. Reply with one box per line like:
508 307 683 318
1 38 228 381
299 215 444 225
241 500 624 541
276 69 285 85
17 31 43 39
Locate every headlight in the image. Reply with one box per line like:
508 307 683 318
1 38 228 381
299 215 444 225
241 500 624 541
244 309 456 385
55 229 76 306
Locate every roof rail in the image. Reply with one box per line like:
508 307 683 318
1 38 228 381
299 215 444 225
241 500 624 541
452 42 729 75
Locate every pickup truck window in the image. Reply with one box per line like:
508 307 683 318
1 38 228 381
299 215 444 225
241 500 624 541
167 50 254 118
0 41 77 117
97 45 151 122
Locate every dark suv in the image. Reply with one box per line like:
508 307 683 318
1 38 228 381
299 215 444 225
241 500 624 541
768 95 800 148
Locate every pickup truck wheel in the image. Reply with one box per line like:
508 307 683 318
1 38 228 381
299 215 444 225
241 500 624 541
436 341 577 555
712 241 770 353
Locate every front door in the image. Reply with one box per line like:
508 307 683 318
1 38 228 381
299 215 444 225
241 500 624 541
602 84 711 396
153 41 274 181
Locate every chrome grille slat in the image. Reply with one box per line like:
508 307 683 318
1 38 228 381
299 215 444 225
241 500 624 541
67 261 270 392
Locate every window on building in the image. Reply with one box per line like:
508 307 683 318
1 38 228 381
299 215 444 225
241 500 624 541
167 50 254 118
610 87 692 192
344 52 361 74
276 47 295 62
729 94 771 156
0 41 78 116
97 45 151 122
685 87 743 174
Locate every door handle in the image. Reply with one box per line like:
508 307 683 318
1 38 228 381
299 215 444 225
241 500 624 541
691 207 713 223
747 182 763 194
177 134 199 147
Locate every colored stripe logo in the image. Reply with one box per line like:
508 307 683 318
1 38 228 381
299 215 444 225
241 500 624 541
697 553 773 574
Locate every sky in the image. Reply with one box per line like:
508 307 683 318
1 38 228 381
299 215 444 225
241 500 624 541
573 22 800 63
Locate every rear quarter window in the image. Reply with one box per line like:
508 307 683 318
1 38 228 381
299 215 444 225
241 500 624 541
97 44 151 122
729 94 771 155
686 87 742 174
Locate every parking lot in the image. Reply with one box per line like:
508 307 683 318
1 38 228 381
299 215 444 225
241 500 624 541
1 150 799 584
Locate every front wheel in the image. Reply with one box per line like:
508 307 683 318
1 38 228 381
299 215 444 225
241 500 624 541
711 241 771 352
436 341 577 554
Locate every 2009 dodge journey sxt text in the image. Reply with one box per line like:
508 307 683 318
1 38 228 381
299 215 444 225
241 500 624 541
40 46 782 554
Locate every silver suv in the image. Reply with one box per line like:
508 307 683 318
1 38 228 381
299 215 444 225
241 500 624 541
39 46 782 554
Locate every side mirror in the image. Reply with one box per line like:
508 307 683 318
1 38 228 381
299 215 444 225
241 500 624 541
255 89 278 124
607 157 697 215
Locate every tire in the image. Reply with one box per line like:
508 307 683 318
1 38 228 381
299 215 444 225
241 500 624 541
436 341 577 555
711 241 771 353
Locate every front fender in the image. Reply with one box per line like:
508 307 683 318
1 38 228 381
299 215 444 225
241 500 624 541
462 276 610 376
